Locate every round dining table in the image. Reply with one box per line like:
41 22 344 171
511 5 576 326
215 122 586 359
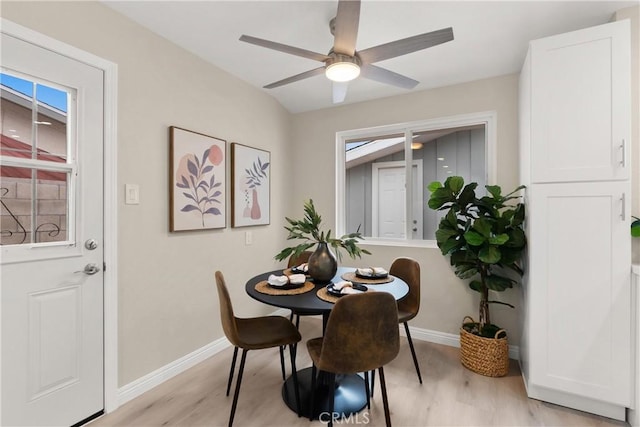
245 266 409 420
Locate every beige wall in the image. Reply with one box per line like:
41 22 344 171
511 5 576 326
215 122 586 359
1 1 293 386
290 74 522 343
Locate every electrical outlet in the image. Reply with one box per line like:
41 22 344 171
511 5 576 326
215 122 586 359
245 231 252 245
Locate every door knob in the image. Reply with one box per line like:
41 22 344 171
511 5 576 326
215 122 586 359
75 263 101 275
85 239 98 250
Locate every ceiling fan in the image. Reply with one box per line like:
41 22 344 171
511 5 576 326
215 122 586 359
239 0 454 103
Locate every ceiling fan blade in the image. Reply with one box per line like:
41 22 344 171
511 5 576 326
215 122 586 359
357 27 454 64
332 81 349 103
240 35 329 62
360 64 419 89
263 67 326 89
332 0 361 56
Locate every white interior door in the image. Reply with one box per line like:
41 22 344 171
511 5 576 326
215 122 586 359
1 33 104 426
372 161 423 238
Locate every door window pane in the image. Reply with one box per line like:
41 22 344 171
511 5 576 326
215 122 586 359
0 72 71 247
1 72 68 162
0 167 69 245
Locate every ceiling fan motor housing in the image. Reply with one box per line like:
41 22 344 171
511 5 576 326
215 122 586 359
325 52 362 68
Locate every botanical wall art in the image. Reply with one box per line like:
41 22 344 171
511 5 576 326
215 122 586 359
170 126 226 231
231 143 270 227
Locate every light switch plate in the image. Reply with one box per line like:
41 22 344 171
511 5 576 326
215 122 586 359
125 184 140 205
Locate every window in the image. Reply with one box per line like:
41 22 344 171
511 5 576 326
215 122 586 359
336 112 496 245
0 71 74 246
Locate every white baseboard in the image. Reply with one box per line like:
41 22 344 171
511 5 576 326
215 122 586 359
117 336 230 407
402 324 520 361
114 316 519 410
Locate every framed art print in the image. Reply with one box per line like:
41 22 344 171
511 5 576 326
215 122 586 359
170 126 226 231
231 143 270 227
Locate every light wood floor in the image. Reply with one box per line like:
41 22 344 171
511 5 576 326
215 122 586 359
90 318 628 427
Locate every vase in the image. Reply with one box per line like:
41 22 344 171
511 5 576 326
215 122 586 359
308 242 337 284
250 188 261 219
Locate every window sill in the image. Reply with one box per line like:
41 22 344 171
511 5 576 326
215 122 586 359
359 239 439 249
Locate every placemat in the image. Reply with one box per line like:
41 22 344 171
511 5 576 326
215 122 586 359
254 280 315 296
282 268 309 277
316 286 374 304
316 287 340 304
341 271 395 284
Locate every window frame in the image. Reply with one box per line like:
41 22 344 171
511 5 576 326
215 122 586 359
335 111 497 248
0 69 78 255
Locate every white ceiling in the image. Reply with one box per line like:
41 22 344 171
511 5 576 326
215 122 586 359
103 0 637 114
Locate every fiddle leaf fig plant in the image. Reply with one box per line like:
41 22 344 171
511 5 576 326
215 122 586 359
275 199 371 262
632 216 640 238
428 176 526 338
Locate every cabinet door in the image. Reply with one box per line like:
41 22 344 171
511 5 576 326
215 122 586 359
530 20 630 183
528 182 631 405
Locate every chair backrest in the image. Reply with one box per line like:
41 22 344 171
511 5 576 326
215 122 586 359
215 271 241 347
390 257 420 315
319 292 399 374
287 250 313 268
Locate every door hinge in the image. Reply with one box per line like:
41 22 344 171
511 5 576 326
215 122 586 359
103 262 107 272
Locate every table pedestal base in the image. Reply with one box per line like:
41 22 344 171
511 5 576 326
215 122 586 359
282 367 367 420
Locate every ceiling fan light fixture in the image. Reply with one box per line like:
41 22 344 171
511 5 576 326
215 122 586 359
325 53 361 82
326 61 360 82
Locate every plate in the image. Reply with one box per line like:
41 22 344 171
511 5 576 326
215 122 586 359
326 283 368 297
268 282 305 290
290 266 309 275
355 271 388 279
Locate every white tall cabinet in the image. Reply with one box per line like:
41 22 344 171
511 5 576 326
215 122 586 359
519 20 632 421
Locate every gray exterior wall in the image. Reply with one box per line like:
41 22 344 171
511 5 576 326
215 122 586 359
346 128 485 240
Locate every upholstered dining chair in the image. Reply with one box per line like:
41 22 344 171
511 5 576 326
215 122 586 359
287 250 322 328
215 271 302 427
306 292 400 427
390 257 422 383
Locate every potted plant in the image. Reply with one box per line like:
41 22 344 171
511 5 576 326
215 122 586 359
275 199 370 282
428 176 526 377
632 216 640 237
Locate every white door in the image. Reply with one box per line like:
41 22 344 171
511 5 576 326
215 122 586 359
372 161 423 238
528 181 631 405
1 33 104 426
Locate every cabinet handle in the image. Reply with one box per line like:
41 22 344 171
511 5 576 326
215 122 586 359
621 193 626 220
620 140 626 167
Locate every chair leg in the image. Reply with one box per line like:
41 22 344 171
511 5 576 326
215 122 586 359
309 364 317 421
279 346 286 381
228 349 248 427
404 322 423 384
378 366 392 427
328 372 336 427
363 371 371 409
288 344 301 417
370 370 375 398
226 346 238 396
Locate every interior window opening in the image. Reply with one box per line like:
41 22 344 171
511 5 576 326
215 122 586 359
340 117 490 243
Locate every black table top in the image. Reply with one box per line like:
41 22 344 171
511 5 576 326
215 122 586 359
245 266 409 314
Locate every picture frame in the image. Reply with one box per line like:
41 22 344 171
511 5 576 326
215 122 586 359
231 143 271 227
169 126 226 231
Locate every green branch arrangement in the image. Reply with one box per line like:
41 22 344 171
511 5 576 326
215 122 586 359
275 199 371 262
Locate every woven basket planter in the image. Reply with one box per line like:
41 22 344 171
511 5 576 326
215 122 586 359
459 316 509 377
